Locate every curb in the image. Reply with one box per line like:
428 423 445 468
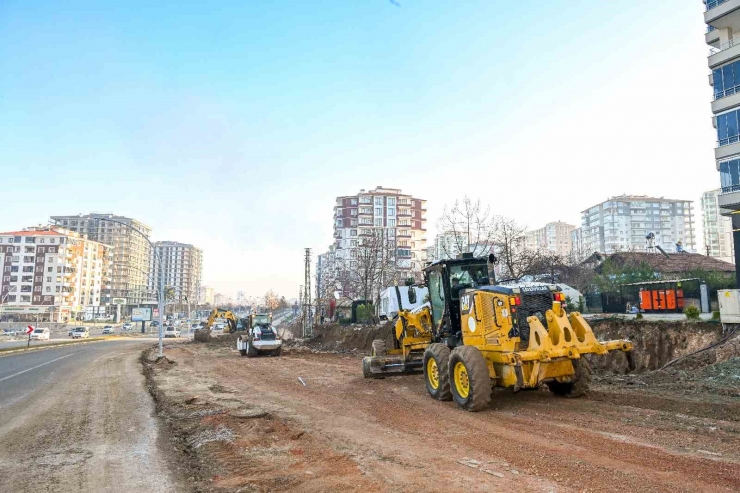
0 336 152 357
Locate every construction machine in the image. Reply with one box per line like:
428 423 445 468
194 308 239 342
237 312 282 357
362 284 434 378
362 254 636 411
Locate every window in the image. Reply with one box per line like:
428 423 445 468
23 256 33 263
387 197 396 206
22 266 33 273
360 217 372 225
34 286 41 292
47 267 53 273
350 229 357 236
46 277 52 282
388 218 396 227
387 208 395 217
717 108 740 146
350 198 357 205
374 218 383 227
375 207 382 216
374 197 383 206
21 286 32 292
350 208 357 216
720 158 740 192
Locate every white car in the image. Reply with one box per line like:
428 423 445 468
211 323 225 336
122 323 133 331
71 327 89 339
30 327 50 340
164 326 181 338
102 326 115 335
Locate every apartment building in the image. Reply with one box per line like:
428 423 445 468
150 241 203 305
572 195 696 255
704 0 740 271
50 213 152 306
701 189 735 263
0 226 112 321
524 221 576 256
332 186 427 271
200 285 215 305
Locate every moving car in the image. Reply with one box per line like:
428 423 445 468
102 326 115 335
30 327 50 340
150 320 159 327
122 322 133 331
71 327 89 339
2 329 19 337
164 326 181 338
69 326 85 337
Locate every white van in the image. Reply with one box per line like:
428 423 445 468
30 327 51 341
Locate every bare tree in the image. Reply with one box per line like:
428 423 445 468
347 229 400 303
492 216 540 281
264 290 280 311
437 196 496 259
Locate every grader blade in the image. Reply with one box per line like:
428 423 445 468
362 354 423 378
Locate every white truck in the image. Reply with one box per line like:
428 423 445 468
236 314 282 357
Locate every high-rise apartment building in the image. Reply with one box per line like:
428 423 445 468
50 214 153 306
704 0 740 272
572 195 696 255
150 241 203 305
429 232 469 262
0 226 112 321
701 189 735 263
199 285 215 305
524 221 576 256
332 186 427 271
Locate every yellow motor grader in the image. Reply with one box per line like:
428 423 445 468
362 254 635 411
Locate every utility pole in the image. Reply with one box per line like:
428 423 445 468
303 248 312 337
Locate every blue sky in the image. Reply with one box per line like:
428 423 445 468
0 0 718 298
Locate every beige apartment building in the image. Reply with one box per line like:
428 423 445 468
0 226 112 321
150 241 203 305
524 221 575 256
50 213 153 306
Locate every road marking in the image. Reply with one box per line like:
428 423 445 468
0 350 91 384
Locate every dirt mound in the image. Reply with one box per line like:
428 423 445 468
283 322 394 353
588 319 723 374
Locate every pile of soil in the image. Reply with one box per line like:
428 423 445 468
283 322 394 353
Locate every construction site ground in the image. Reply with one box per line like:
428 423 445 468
145 327 740 493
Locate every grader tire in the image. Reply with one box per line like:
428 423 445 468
423 343 452 401
449 346 491 412
547 357 592 398
271 346 282 357
371 339 387 357
239 349 247 357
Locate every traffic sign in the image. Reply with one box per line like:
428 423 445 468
25 326 34 335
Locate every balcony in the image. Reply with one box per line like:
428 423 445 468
709 36 740 68
719 187 740 215
715 136 740 160
712 86 740 113
705 0 740 25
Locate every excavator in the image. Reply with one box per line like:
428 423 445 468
194 308 239 342
362 253 636 411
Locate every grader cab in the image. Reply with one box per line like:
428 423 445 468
363 254 635 412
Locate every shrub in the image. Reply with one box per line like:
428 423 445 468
577 296 585 313
712 310 721 321
635 312 643 320
684 305 701 321
355 304 375 324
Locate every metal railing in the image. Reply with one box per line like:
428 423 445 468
721 183 740 193
708 25 718 33
717 134 740 147
714 83 740 100
709 36 740 56
706 0 730 12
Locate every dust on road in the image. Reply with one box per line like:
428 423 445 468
145 342 740 493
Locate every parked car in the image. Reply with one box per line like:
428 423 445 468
164 326 181 338
71 327 89 339
150 320 159 327
191 323 200 330
2 329 19 337
102 326 115 335
30 327 50 340
122 322 133 331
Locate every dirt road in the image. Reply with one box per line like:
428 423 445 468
148 343 740 493
0 341 179 492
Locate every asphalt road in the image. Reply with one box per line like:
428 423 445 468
0 340 179 492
